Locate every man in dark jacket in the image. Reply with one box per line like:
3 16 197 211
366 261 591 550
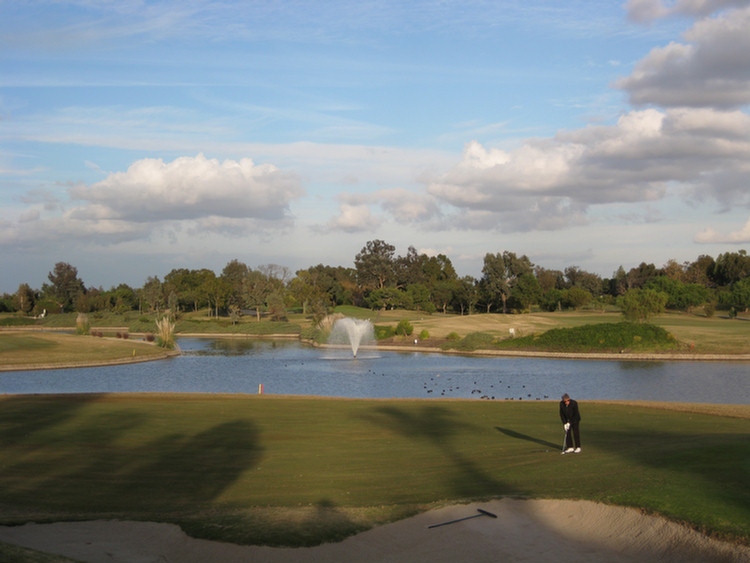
559 393 581 454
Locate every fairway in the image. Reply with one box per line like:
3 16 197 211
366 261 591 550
0 394 747 549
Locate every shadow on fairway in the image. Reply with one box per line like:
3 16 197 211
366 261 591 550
0 396 264 514
360 405 507 497
0 393 101 447
495 426 559 450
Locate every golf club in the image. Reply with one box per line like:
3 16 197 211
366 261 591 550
561 427 569 454
428 508 498 529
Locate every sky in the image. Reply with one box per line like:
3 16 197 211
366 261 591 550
2 0 750 293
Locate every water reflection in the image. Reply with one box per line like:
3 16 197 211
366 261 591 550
0 337 747 404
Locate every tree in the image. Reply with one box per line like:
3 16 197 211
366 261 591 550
109 283 137 313
452 276 479 315
731 277 750 312
661 259 685 281
46 262 85 312
406 283 435 313
266 290 287 321
609 266 628 296
565 266 603 296
204 276 230 318
618 288 668 322
510 273 542 313
15 283 36 315
242 267 286 321
366 287 403 310
626 262 659 289
431 279 455 314
565 286 592 310
221 259 249 309
684 255 715 287
535 267 565 293
481 251 533 313
711 250 750 286
395 246 425 287
646 276 709 312
355 240 396 290
141 276 163 313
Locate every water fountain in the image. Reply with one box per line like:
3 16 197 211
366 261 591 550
328 317 375 357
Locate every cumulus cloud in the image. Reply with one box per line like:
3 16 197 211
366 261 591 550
2 154 303 246
695 217 750 243
69 154 303 222
371 187 440 223
317 187 441 233
617 5 750 108
426 106 750 232
317 203 381 233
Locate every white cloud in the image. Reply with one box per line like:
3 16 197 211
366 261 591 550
317 203 381 233
69 154 303 223
1 154 303 247
425 106 750 232
371 187 440 223
695 217 750 243
617 5 750 108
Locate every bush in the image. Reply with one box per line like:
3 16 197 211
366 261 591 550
496 322 678 353
374 325 395 340
395 319 413 336
418 329 430 340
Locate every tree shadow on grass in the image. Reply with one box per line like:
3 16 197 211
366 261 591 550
359 404 507 498
0 396 264 515
495 427 560 450
0 394 102 447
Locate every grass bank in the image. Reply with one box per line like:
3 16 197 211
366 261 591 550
0 394 747 549
0 331 172 370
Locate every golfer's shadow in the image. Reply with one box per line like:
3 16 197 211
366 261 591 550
495 427 558 449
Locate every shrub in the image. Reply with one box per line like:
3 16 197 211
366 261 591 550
418 329 430 340
374 325 395 340
496 322 678 353
395 319 414 336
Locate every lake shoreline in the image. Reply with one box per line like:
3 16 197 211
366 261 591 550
2 331 749 372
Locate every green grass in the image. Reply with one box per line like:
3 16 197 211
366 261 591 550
0 332 169 367
0 395 747 549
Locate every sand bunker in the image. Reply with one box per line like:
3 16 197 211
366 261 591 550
0 499 747 563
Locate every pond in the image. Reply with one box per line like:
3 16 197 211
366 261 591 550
1 338 748 404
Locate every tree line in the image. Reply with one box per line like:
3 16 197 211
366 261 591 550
2 242 749 323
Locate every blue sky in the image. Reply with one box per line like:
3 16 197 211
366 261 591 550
2 0 750 292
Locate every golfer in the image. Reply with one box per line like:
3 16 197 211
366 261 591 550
559 393 581 453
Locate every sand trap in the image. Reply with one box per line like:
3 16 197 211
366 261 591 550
0 499 747 563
